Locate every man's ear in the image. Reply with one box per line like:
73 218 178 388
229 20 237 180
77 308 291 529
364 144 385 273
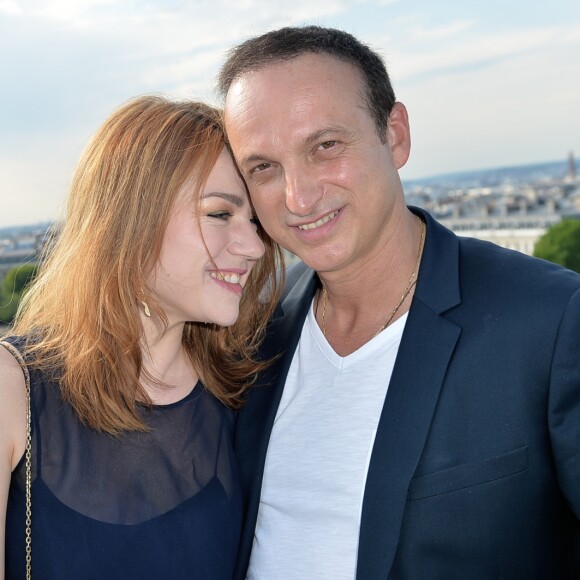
386 102 411 170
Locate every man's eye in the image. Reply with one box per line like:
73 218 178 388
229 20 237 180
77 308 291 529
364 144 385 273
319 140 337 150
208 211 232 220
251 162 271 173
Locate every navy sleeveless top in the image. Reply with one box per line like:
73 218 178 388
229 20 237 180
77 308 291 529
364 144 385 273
4 337 242 579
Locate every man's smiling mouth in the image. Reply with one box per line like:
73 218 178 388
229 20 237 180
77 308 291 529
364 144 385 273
297 210 339 231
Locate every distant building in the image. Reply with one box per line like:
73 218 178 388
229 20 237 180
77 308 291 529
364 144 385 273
567 151 577 181
407 156 580 256
437 205 570 256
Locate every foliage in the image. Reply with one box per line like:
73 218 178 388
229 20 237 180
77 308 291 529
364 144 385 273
4 263 38 294
0 263 39 324
533 219 580 273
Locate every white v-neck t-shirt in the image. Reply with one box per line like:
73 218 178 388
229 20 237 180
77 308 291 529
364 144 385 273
247 300 408 579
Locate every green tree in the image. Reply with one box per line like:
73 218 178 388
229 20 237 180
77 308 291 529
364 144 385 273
4 263 38 294
534 219 580 273
0 263 39 324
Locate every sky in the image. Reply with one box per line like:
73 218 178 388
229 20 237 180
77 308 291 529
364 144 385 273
1 0 579 228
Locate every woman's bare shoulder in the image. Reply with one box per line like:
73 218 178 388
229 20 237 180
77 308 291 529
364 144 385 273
0 342 28 471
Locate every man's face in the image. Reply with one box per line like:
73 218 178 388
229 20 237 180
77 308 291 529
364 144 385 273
224 53 410 278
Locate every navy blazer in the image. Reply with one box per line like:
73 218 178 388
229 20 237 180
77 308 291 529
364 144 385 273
234 208 580 579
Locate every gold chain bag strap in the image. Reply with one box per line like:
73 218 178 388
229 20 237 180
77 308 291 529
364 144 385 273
0 340 32 579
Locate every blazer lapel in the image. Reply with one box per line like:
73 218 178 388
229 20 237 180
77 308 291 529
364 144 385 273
356 210 462 579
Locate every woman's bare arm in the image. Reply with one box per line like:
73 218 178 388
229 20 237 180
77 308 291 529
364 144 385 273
0 345 28 580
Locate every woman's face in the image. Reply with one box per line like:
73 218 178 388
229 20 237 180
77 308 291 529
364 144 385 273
148 148 265 328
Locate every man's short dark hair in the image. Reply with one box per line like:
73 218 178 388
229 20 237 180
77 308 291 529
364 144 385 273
217 25 396 142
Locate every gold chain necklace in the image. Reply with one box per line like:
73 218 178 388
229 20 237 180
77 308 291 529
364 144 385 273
320 217 425 339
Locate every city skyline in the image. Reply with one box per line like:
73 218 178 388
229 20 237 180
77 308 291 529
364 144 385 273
1 0 579 227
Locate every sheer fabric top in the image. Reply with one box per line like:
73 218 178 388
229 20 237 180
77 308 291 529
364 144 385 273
4 336 242 579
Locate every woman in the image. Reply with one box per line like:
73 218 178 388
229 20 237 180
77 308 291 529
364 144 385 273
0 96 283 579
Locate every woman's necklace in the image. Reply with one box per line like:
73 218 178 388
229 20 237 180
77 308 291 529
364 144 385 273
320 217 426 338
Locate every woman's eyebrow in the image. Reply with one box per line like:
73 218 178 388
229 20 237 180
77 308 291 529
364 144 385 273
201 192 244 207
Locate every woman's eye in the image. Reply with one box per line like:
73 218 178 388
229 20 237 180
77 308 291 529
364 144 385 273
208 211 232 220
250 216 260 227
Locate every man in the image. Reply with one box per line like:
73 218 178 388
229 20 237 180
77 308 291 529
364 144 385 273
218 26 580 579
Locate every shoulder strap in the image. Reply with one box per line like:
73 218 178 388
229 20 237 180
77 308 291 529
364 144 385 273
0 340 32 579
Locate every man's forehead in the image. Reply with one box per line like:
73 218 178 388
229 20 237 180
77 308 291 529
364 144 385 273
223 79 265 136
226 53 363 98
223 54 371 159
226 58 363 119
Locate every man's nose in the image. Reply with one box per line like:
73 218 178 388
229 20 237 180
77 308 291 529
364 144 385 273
284 165 323 217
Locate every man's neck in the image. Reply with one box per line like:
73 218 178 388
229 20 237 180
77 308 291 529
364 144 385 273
315 211 424 356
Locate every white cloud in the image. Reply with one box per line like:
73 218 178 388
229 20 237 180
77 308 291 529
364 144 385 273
370 0 401 6
3 0 350 32
0 0 20 15
411 19 474 41
390 23 580 83
2 0 117 27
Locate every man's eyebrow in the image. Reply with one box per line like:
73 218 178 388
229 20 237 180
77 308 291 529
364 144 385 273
239 154 267 169
305 126 352 146
201 192 244 207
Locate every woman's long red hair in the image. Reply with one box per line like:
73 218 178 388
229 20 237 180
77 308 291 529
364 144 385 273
11 95 283 435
